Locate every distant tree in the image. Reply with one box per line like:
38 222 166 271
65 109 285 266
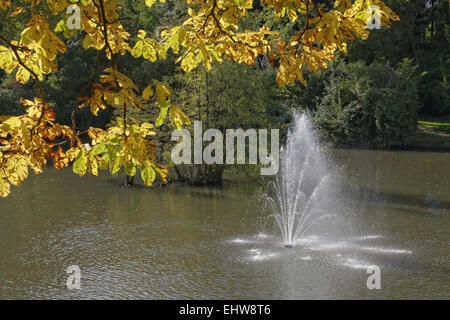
347 0 450 115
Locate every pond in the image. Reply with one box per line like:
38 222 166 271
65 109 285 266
0 148 449 299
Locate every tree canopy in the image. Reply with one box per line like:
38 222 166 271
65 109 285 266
0 0 399 197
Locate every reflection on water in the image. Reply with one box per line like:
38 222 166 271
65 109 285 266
0 149 449 299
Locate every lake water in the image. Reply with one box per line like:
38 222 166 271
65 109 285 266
0 149 449 299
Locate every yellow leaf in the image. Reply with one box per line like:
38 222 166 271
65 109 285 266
155 84 170 100
132 40 143 58
142 42 157 61
82 35 92 49
153 164 168 181
6 155 28 186
66 147 81 162
52 146 69 170
169 105 191 129
142 85 154 100
0 0 11 10
137 30 147 39
88 157 99 176
145 0 156 8
0 177 10 198
16 66 30 84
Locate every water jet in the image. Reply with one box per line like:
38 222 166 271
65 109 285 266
263 113 334 247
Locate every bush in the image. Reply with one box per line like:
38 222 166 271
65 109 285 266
312 59 420 148
0 74 34 116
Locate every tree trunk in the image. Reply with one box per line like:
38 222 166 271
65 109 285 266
126 175 134 187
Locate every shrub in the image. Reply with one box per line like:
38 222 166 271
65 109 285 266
312 59 420 148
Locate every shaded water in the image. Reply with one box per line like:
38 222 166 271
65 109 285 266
0 149 449 299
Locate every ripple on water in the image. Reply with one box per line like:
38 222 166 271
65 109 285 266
359 246 412 255
228 238 257 244
248 251 279 261
338 257 374 270
229 233 413 277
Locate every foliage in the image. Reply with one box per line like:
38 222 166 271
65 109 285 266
169 61 286 129
0 74 32 116
162 60 289 184
312 59 420 148
347 0 450 116
0 0 398 197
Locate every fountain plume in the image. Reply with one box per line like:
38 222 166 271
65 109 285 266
264 113 335 247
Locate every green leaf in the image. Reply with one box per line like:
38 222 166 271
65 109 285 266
73 150 88 176
109 152 121 174
141 166 155 186
155 105 169 127
89 143 107 156
54 20 66 33
124 162 137 176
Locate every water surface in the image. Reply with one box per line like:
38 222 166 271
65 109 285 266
0 149 449 299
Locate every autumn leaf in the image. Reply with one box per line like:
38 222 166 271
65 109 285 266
52 146 70 170
0 0 398 197
124 162 137 177
155 83 170 100
73 150 88 176
169 105 191 129
145 0 156 8
0 177 10 198
142 85 154 100
141 166 155 186
155 106 169 127
5 155 28 186
0 0 11 10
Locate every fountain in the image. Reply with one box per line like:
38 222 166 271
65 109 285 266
263 113 335 247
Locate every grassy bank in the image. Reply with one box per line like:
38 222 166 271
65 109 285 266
418 117 450 135
413 117 450 150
